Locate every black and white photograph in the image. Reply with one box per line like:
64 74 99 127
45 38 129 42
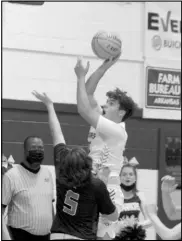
1 1 181 240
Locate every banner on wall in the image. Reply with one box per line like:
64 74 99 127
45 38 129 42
145 2 181 61
146 67 181 110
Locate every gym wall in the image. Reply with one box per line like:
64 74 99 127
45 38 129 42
2 2 181 240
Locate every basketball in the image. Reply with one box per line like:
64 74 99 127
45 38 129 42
91 31 122 59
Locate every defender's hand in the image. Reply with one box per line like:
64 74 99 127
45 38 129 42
32 91 53 107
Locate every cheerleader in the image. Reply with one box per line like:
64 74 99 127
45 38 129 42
114 157 151 240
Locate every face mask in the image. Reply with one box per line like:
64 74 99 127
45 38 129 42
26 150 44 164
120 182 136 192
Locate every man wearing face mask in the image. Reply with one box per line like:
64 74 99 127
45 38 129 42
2 136 54 240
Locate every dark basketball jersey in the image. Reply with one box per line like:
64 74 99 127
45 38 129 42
51 143 115 240
119 194 141 221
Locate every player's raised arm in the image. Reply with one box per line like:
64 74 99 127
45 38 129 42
86 54 121 110
146 204 181 240
32 91 65 146
161 175 181 220
75 57 101 129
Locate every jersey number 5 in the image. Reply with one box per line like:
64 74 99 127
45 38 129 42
63 190 80 216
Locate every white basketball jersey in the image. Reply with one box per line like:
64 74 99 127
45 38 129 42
88 122 128 178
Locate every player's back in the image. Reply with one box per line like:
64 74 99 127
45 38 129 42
51 176 115 240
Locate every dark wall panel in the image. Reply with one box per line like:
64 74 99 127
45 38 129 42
124 149 157 170
127 118 181 130
2 121 89 145
3 109 88 126
3 120 159 149
126 128 158 149
2 99 181 170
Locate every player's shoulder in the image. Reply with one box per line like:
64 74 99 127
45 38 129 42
119 122 127 132
90 177 106 191
119 122 128 138
119 122 126 127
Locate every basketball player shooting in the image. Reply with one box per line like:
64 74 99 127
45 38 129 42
74 55 138 239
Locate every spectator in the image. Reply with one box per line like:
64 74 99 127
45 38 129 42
145 204 181 240
161 175 181 220
145 175 181 240
115 158 151 238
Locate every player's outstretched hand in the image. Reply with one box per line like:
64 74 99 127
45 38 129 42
32 91 53 107
74 57 90 79
161 175 178 193
101 51 121 71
